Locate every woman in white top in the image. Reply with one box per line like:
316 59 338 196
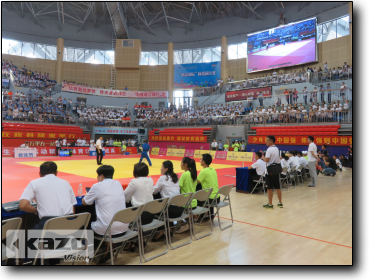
280 152 290 179
123 163 154 225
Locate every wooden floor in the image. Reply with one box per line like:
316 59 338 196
70 169 353 266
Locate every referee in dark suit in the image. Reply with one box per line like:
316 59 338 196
96 136 103 165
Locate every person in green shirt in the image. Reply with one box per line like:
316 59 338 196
197 154 220 220
223 141 230 151
232 141 240 152
121 144 127 155
177 157 198 233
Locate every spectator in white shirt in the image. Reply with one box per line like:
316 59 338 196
19 161 77 229
211 139 218 150
333 155 343 171
248 152 265 188
280 153 290 179
288 150 300 170
123 163 154 225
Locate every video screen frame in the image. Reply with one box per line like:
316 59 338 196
247 17 318 73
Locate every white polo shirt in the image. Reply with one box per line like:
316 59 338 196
83 179 128 235
288 156 300 170
96 139 102 150
265 146 280 166
308 142 317 162
124 177 154 206
20 174 77 219
251 159 266 176
298 156 309 168
153 175 180 198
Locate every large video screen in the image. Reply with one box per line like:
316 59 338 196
247 17 317 73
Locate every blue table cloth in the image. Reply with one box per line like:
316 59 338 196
235 167 252 193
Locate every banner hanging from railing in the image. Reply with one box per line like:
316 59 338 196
248 135 352 146
225 86 272 102
62 84 167 99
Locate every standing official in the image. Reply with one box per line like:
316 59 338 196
139 140 152 166
96 136 103 165
262 135 283 209
55 138 61 157
211 139 218 151
307 136 320 187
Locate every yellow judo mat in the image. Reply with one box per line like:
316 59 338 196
18 157 240 179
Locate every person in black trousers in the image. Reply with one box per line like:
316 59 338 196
55 138 61 157
96 136 103 165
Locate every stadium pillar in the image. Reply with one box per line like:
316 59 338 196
56 38 64 83
221 36 228 81
167 42 174 103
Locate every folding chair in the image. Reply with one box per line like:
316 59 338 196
251 171 266 195
165 193 193 250
190 188 213 240
280 167 289 190
288 166 297 188
90 205 144 265
210 184 234 231
296 164 304 186
2 217 22 265
139 197 170 262
33 213 91 265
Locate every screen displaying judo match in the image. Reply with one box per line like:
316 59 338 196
247 17 317 73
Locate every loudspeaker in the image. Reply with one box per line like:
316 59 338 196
139 128 145 134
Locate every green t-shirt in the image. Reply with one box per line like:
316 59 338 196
179 170 197 208
223 144 229 150
122 144 127 150
197 167 220 199
114 142 119 147
232 143 240 152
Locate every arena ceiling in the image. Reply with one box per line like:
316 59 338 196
3 2 314 39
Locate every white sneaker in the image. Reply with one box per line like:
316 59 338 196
176 224 189 233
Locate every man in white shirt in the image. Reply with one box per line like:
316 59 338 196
211 139 218 150
82 165 128 237
307 136 320 187
262 136 282 209
333 155 343 171
248 152 266 190
297 151 308 168
96 136 103 165
19 161 77 229
288 151 300 170
62 137 67 147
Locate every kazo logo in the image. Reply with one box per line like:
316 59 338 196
64 255 89 263
6 230 94 259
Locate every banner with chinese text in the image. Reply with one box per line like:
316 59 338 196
151 148 160 156
225 86 272 102
2 147 122 157
215 151 228 160
62 84 167 99
94 127 139 135
149 135 207 143
166 148 176 157
184 149 195 157
248 135 352 146
2 131 89 140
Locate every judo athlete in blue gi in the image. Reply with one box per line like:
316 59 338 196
139 140 152 166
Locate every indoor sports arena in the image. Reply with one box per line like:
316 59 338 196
1 1 353 269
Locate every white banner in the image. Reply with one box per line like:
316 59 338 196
62 84 167 99
14 148 37 158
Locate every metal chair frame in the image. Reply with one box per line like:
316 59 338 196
90 205 144 265
33 212 91 265
2 217 22 265
251 171 266 195
210 184 234 231
190 188 213 240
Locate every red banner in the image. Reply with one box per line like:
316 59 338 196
149 135 207 143
2 147 122 157
248 136 352 146
225 86 272 102
2 131 89 140
62 84 167 99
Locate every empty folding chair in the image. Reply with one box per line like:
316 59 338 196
190 188 213 240
210 184 234 231
251 171 266 195
90 205 144 265
33 213 91 265
2 217 22 265
139 197 170 262
165 193 193 250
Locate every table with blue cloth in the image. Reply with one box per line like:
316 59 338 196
235 167 253 194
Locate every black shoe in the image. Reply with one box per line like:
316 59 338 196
263 203 273 209
307 185 316 187
277 203 283 208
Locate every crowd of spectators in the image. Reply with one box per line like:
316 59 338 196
2 90 75 124
2 59 56 95
76 106 131 127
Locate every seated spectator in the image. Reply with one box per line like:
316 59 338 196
333 155 343 171
197 154 221 220
176 157 198 233
248 151 266 186
19 161 77 229
280 152 290 180
123 163 154 225
288 150 300 170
